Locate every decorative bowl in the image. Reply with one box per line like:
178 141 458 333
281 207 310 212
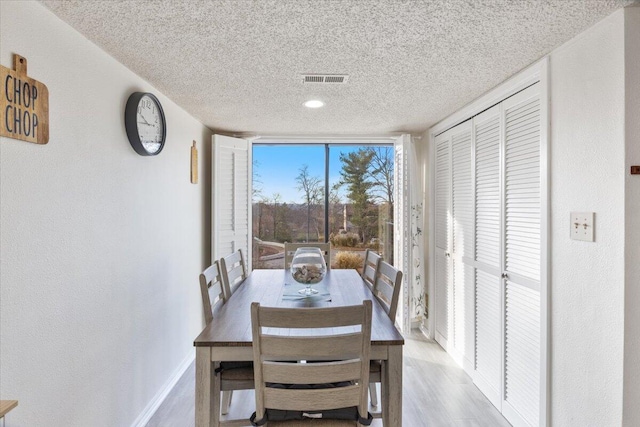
290 247 327 295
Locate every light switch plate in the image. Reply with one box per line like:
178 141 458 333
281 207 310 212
570 212 595 242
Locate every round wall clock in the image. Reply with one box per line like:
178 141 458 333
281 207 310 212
124 92 166 156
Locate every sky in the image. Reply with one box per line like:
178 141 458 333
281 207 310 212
253 144 383 204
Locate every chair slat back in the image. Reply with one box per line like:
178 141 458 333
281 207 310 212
220 249 247 298
199 261 226 325
361 249 381 291
373 261 403 321
284 242 331 270
262 360 363 385
251 301 372 423
256 305 364 328
260 334 364 361
264 385 361 413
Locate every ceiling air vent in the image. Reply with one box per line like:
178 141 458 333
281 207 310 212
302 74 349 84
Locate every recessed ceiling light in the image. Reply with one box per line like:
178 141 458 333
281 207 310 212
304 100 324 108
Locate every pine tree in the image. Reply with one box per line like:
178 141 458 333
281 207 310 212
339 149 376 242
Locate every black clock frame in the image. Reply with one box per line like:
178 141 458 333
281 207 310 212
124 92 166 156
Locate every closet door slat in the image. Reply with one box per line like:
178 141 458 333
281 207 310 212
434 131 452 343
475 113 501 270
503 87 541 427
452 125 474 362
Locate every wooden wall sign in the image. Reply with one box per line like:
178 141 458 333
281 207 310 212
0 54 49 144
191 141 198 184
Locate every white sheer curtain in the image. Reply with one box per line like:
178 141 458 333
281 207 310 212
409 139 426 329
394 134 426 332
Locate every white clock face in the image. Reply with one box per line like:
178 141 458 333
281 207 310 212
137 94 164 154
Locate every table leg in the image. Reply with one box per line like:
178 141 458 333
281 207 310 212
212 360 221 427
196 347 218 427
383 345 403 427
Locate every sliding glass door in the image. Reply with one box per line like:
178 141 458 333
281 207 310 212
252 143 394 270
252 144 326 269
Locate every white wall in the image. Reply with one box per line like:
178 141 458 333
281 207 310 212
623 5 640 426
549 9 626 426
422 7 632 426
0 2 212 426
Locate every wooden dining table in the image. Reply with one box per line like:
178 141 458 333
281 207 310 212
194 268 405 427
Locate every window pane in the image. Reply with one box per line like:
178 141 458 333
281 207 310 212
328 146 394 268
252 143 393 270
252 145 326 269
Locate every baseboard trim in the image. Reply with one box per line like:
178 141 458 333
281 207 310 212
130 351 195 427
418 323 432 340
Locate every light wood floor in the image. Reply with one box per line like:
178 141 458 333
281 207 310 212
147 332 511 427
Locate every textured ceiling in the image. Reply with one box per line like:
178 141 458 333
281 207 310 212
41 0 634 136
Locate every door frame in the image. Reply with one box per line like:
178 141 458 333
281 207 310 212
246 134 415 333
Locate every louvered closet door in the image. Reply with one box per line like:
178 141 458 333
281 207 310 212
472 104 503 408
450 121 475 368
213 134 250 263
501 84 541 427
433 81 545 426
434 130 452 345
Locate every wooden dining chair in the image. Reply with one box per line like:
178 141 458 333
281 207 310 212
284 242 331 270
371 261 403 321
250 301 372 426
220 249 248 298
360 249 381 292
368 261 403 409
199 261 254 417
